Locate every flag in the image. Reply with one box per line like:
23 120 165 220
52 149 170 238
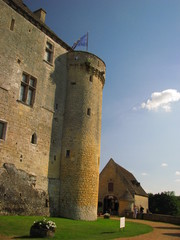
72 33 88 50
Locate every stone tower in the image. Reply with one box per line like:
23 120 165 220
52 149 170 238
59 51 106 220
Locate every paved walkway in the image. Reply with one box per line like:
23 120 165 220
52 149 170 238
116 219 180 240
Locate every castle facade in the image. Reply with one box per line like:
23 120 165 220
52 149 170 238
0 0 105 220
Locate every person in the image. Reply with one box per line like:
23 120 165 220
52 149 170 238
133 205 138 219
140 206 144 214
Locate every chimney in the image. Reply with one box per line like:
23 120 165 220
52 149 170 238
33 8 46 23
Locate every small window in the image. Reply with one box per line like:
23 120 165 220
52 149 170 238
19 73 36 106
66 150 70 158
108 182 113 192
71 82 76 85
45 41 54 64
87 108 91 116
0 121 7 140
89 75 93 82
31 133 37 144
10 18 15 31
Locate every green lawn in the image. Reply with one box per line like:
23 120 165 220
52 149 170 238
0 216 153 239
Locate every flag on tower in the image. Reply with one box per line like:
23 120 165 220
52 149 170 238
72 33 88 50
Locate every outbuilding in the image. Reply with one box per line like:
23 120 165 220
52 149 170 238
98 158 148 216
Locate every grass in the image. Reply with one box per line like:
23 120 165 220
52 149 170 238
0 216 153 239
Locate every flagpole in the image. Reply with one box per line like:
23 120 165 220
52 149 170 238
86 32 88 52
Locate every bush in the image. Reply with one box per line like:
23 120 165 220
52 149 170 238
104 213 110 219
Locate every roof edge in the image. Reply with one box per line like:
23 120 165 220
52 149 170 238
3 0 73 51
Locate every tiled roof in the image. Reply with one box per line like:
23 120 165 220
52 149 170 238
2 0 72 51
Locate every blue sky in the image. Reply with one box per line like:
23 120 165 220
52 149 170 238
24 0 180 195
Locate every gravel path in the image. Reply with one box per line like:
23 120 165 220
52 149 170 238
116 219 180 240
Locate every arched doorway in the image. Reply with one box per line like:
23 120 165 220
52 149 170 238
103 195 119 215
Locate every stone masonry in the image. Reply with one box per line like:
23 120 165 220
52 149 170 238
0 0 106 220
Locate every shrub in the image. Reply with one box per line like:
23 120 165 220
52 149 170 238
104 213 110 219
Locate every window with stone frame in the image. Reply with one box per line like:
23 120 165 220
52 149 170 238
108 182 114 192
0 120 7 140
19 72 36 106
45 41 54 64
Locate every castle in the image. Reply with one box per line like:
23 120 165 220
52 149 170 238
0 0 106 220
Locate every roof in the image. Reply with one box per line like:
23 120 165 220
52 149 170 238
2 0 72 51
101 158 148 197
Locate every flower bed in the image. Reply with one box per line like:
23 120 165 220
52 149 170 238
30 218 56 238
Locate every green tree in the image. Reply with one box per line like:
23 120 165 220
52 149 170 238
149 192 178 216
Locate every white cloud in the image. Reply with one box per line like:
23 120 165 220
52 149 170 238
141 172 148 176
141 89 180 112
161 163 168 167
175 171 180 176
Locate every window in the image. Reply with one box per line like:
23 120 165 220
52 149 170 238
45 41 54 64
87 108 91 116
108 182 113 192
89 75 93 82
31 133 37 144
10 18 15 31
0 121 7 140
55 103 58 110
19 73 36 106
71 82 76 85
66 150 70 158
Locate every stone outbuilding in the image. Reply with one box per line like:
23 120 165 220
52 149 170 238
98 158 148 216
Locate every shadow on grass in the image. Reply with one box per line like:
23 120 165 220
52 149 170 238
155 226 180 230
13 236 32 239
101 231 116 234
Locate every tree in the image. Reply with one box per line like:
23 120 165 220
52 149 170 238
149 192 178 216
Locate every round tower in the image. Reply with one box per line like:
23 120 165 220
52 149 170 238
59 51 106 220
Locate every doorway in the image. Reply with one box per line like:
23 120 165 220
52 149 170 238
103 195 119 215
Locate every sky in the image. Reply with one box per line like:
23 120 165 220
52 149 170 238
24 0 180 196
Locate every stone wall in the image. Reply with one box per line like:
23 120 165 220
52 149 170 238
0 0 106 220
0 163 49 215
134 195 149 213
125 212 180 225
0 0 67 216
142 213 180 225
